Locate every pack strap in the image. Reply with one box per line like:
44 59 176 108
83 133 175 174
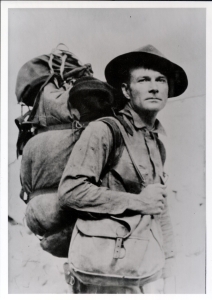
48 54 54 74
29 188 58 201
14 110 31 130
115 119 146 187
111 109 133 136
37 123 75 134
100 117 146 187
155 136 166 166
100 118 122 176
56 43 69 51
64 65 93 80
60 54 68 79
21 187 58 204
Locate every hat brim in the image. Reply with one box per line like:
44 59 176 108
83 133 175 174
105 51 188 98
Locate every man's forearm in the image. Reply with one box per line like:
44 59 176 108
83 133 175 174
58 121 146 215
58 177 144 215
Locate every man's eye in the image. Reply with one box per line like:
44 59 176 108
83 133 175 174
158 78 167 83
138 78 148 82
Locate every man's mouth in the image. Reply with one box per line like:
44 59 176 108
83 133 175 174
145 97 162 101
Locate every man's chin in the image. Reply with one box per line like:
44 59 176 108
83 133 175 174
144 104 164 113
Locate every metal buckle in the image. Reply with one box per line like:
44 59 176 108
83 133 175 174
113 225 128 259
113 237 123 259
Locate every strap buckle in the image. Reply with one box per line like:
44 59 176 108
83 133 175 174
114 237 123 259
113 225 128 259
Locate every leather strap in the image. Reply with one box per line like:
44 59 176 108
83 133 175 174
37 123 76 133
113 237 123 259
102 117 146 188
29 188 58 201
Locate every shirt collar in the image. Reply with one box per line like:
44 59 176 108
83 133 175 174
119 104 166 136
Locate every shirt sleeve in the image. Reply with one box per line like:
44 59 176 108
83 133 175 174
58 121 140 215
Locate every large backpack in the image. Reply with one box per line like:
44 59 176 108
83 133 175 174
21 117 129 257
17 48 130 257
15 43 93 157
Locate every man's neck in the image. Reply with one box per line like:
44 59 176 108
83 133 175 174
128 103 157 130
139 111 157 130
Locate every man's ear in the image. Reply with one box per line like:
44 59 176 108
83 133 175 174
121 83 130 100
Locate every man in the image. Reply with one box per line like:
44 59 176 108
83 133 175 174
58 45 188 293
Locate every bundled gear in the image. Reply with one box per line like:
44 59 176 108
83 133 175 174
20 76 117 198
15 43 93 157
15 43 93 107
18 63 124 257
21 117 125 257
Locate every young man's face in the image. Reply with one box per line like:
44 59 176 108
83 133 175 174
122 67 169 115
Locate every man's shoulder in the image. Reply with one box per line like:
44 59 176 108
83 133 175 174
80 120 114 145
88 119 113 134
83 118 123 150
89 117 120 135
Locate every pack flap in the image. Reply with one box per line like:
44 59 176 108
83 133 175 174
76 214 143 239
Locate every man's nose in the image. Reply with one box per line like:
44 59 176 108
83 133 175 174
149 80 159 93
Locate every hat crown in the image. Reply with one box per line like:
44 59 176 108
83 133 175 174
135 44 165 58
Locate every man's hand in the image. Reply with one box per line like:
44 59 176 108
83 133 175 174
137 183 167 215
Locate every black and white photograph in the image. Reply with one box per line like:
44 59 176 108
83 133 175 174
1 1 211 295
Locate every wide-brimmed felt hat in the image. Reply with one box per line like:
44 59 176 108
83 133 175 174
105 45 188 98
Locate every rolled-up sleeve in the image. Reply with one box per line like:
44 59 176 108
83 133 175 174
58 121 140 215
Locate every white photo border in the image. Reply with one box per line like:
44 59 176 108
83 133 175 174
1 1 211 298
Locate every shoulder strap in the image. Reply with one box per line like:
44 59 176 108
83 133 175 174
155 136 166 165
99 116 146 187
107 117 147 187
99 117 124 176
98 116 165 187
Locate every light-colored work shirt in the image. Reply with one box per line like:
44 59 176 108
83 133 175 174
59 104 175 278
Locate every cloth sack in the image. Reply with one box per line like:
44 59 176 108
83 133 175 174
15 43 93 107
25 190 77 257
68 215 165 287
21 119 124 257
15 43 93 157
25 190 66 236
40 223 76 258
20 128 83 196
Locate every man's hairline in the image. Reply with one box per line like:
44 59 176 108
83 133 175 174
122 66 168 86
